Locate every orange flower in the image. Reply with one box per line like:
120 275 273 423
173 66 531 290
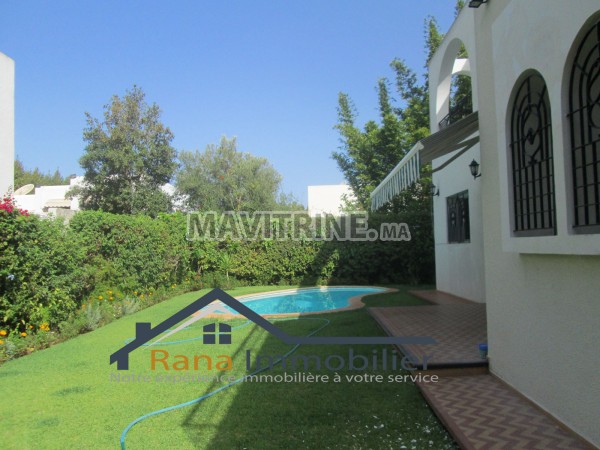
0 330 6 336
29 325 33 329
109 296 114 301
98 295 104 300
20 332 27 337
0 339 4 345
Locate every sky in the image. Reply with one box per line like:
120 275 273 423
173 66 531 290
0 1 457 205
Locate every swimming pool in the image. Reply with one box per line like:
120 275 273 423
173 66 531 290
223 286 388 315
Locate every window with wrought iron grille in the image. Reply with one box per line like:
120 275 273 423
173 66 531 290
509 73 556 236
568 18 600 232
447 191 470 243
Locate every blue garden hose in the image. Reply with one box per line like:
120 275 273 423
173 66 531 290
120 317 330 450
124 319 253 346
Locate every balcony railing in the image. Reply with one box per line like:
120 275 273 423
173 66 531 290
438 95 473 129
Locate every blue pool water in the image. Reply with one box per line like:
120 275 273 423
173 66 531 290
223 286 386 315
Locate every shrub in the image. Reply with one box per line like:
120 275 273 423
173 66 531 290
119 297 140 316
58 316 87 340
185 211 433 286
82 302 102 331
1 197 434 355
0 195 92 331
69 211 192 293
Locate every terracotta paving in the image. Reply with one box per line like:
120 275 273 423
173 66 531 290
368 304 488 368
410 289 475 305
417 375 595 450
368 295 596 449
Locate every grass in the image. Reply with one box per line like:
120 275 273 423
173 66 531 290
0 284 457 449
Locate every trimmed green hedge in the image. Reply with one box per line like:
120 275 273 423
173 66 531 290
68 211 192 292
0 209 433 332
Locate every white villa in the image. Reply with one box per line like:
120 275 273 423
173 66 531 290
13 176 84 218
2 2 599 446
10 177 178 218
372 0 600 446
0 52 14 197
307 184 355 217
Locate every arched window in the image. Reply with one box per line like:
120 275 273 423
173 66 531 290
568 17 600 231
509 73 556 236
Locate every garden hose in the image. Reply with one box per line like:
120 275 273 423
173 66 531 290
123 319 253 346
119 316 331 450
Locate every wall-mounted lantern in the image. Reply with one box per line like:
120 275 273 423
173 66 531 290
469 159 482 180
469 0 488 8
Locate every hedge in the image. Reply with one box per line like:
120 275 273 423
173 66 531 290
0 207 433 333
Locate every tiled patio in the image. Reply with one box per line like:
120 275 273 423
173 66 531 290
418 374 594 450
368 291 596 450
368 303 488 369
409 289 475 305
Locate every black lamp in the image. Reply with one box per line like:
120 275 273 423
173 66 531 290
431 183 440 197
469 159 482 179
469 0 488 7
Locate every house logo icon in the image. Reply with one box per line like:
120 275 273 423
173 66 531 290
110 288 436 370
202 323 231 345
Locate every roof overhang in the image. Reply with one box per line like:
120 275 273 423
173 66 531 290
370 112 479 210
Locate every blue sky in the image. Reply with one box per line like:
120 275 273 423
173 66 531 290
0 1 457 205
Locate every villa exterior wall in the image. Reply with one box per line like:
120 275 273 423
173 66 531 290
431 141 485 302
0 53 15 196
472 0 600 445
428 7 485 302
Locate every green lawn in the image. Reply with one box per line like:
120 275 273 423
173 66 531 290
0 285 457 449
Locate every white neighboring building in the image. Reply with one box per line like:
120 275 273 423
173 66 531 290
0 52 15 196
14 177 178 217
14 176 84 217
307 184 355 217
372 1 600 446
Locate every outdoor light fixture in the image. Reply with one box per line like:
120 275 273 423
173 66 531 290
469 159 482 179
431 183 440 197
468 0 488 7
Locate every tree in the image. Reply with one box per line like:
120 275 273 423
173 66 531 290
176 136 283 212
330 3 468 284
274 192 305 211
75 86 177 216
332 8 471 210
332 16 443 208
13 159 70 190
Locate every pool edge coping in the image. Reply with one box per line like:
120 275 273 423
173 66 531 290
202 285 398 319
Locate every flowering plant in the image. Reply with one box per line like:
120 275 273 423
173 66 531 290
0 193 29 216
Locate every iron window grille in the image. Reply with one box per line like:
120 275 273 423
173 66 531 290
568 18 600 232
447 191 470 243
509 73 556 236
